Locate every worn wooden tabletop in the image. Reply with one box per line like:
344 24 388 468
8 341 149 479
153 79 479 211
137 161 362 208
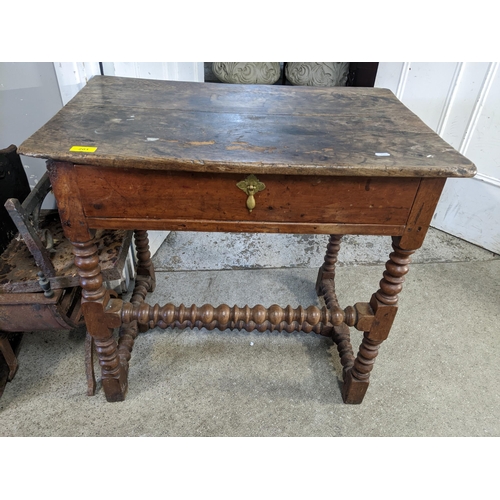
18 76 476 178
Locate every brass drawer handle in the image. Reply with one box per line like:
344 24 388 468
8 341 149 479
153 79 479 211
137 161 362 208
237 174 266 213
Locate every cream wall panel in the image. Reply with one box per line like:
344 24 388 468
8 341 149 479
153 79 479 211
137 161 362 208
461 63 500 180
102 62 204 82
397 62 461 131
438 62 491 150
372 62 405 96
376 62 500 253
54 62 101 105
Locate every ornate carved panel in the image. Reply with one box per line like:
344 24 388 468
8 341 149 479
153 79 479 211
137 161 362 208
285 62 350 87
212 62 281 84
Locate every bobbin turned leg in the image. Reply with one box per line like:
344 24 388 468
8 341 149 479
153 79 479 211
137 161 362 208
133 230 156 333
342 237 415 404
134 230 155 290
316 234 342 297
116 230 156 361
316 235 357 376
73 238 127 402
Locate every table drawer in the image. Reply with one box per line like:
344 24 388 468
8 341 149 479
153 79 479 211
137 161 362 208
76 165 420 231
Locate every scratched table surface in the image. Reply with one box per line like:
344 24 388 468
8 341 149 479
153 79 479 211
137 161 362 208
18 76 476 178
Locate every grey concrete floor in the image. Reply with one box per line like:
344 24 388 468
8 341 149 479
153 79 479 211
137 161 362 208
1 228 499 436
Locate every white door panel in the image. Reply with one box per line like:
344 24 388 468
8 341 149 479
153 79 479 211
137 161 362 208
54 62 101 105
438 62 491 149
398 62 460 132
376 62 500 254
102 62 203 82
372 62 405 96
462 63 500 180
433 177 500 252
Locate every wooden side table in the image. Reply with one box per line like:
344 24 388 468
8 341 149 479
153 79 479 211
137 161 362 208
18 76 476 404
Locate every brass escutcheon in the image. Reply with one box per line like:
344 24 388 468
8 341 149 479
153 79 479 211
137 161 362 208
236 174 266 213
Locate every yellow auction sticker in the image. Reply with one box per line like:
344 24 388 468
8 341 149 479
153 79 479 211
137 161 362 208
69 146 98 153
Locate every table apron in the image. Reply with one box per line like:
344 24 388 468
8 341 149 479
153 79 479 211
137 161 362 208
74 165 420 234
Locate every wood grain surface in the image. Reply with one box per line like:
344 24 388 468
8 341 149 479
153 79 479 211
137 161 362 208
18 76 476 178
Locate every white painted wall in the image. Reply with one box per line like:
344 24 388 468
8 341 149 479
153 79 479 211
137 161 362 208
53 62 101 105
101 62 204 82
375 62 500 253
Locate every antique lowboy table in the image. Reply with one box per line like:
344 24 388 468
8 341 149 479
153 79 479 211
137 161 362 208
18 76 476 404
